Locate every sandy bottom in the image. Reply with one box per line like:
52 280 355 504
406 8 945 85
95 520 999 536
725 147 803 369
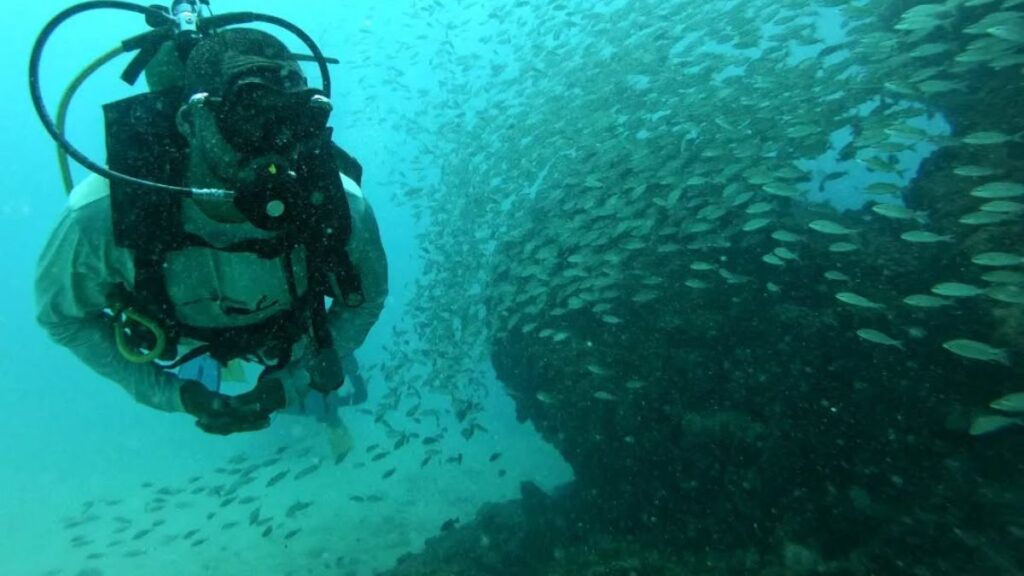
1 390 572 576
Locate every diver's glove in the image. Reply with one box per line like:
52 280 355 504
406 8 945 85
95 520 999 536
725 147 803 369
179 378 285 436
339 364 368 407
236 375 287 416
307 348 345 394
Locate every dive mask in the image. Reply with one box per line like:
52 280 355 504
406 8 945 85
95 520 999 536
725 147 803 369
201 75 332 155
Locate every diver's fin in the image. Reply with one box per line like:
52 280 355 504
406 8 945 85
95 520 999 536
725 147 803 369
325 418 354 463
222 359 248 383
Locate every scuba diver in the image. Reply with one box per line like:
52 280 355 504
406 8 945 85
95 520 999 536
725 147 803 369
30 0 387 440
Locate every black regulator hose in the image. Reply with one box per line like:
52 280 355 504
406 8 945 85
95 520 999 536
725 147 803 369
29 1 204 196
30 1 335 197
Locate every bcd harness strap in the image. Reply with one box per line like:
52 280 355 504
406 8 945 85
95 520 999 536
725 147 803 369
103 88 365 376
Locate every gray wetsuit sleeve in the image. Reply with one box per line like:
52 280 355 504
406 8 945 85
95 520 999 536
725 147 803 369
34 177 187 413
326 181 389 355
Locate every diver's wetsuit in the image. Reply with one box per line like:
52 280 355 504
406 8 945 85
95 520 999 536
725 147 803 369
35 172 388 413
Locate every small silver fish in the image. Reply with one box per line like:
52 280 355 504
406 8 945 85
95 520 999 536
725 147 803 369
969 414 1023 436
855 329 905 350
942 339 1011 366
809 220 857 235
990 392 1024 413
835 292 885 309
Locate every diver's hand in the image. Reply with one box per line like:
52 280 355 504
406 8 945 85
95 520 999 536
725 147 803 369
179 379 282 436
236 375 287 415
195 411 271 436
307 349 345 394
179 380 231 418
197 375 286 432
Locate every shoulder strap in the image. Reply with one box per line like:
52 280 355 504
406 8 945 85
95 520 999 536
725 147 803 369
333 144 363 188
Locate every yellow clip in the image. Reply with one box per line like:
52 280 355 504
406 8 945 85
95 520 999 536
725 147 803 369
113 308 167 364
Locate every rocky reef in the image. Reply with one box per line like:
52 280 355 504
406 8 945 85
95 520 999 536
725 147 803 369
379 1 1024 574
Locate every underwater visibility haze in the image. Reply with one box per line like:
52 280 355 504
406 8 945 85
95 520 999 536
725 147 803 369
1 0 1023 575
